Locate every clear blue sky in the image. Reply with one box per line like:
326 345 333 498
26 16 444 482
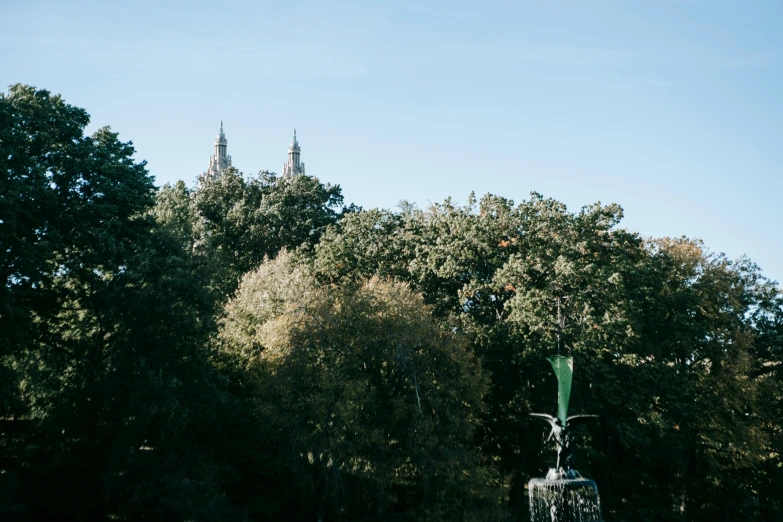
2 0 782 284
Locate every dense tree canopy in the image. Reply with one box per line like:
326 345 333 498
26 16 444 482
310 196 783 521
1 85 781 521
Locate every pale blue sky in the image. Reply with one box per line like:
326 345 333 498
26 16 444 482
2 0 782 283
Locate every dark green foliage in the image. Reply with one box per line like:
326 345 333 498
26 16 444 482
17 226 242 520
0 85 238 520
155 168 345 299
2 84 782 521
0 85 154 355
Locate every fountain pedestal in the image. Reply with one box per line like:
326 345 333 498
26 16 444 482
529 471 602 522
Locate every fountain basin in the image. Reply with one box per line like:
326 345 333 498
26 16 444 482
528 476 603 522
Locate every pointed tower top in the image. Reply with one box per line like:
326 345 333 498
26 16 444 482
205 119 232 181
289 128 300 151
283 128 304 178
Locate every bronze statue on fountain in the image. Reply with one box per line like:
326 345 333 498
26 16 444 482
529 412 598 479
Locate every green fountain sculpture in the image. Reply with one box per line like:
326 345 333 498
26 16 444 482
528 356 603 522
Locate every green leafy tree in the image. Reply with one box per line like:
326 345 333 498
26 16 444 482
219 252 507 521
0 85 241 520
0 84 153 356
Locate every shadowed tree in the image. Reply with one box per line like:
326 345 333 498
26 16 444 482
0 85 242 520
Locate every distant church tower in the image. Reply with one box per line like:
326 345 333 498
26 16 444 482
204 121 232 180
282 129 305 178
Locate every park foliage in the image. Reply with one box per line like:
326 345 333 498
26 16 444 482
2 85 782 521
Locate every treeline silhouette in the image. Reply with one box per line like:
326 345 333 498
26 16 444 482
2 85 782 521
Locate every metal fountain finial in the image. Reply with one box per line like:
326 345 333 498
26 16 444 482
556 297 563 356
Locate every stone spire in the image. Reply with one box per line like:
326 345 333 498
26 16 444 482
204 121 232 181
282 128 305 178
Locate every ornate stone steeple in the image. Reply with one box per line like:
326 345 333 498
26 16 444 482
282 129 305 178
204 121 232 181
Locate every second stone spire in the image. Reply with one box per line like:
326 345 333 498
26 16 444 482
282 128 306 178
